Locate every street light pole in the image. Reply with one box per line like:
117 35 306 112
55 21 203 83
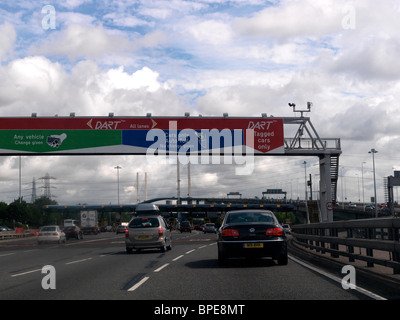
361 161 366 210
114 166 122 206
368 149 378 218
303 161 309 224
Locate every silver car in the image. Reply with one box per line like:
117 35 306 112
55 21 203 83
37 225 66 244
125 215 172 253
203 223 217 234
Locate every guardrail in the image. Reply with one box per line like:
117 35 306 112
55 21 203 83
291 217 400 274
0 231 35 240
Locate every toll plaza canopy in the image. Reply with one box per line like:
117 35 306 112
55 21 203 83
0 116 284 155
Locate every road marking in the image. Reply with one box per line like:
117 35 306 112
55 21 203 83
11 268 42 277
64 237 120 246
185 249 195 254
199 245 207 249
65 258 92 265
154 263 169 272
0 252 15 257
289 255 387 301
127 276 150 292
172 255 184 261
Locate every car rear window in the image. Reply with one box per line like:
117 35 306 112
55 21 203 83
226 212 275 224
40 226 57 232
129 217 160 228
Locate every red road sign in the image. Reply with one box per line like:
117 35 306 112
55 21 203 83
0 116 284 155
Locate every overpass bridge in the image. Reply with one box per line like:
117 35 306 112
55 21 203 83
43 196 295 220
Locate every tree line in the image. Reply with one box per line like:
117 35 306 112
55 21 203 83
0 197 58 229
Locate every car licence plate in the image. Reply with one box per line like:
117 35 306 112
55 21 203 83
136 235 151 240
244 243 264 248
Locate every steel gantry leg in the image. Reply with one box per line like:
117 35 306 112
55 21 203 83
319 155 334 222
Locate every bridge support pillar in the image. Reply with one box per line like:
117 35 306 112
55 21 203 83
319 155 333 222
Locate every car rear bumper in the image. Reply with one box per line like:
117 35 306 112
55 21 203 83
218 239 286 258
125 238 164 249
37 236 63 243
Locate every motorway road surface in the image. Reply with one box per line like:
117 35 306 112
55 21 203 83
0 230 384 301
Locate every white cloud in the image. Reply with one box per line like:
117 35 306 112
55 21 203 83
0 57 183 117
58 0 93 10
187 19 233 45
0 22 16 61
30 24 168 62
234 0 345 40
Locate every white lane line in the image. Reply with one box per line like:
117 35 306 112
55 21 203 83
127 276 150 292
172 255 184 261
0 253 15 257
185 249 195 254
154 263 169 273
11 268 42 277
199 245 207 249
289 255 387 301
65 258 92 265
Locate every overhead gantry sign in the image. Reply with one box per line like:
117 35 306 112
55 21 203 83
0 116 284 156
0 113 341 223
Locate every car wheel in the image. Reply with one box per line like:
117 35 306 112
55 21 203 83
160 242 167 252
167 239 172 251
126 247 133 254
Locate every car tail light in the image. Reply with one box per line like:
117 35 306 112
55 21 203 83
125 229 129 238
266 228 284 236
158 227 164 238
221 228 239 237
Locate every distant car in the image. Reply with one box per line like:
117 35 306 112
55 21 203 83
203 223 217 234
37 225 66 244
281 224 291 234
63 225 83 240
217 210 287 265
116 225 128 234
0 226 12 232
125 215 172 253
179 221 192 233
349 203 357 208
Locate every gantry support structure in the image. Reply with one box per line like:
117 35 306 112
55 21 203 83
278 103 341 222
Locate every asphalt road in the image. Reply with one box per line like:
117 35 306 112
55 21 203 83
0 230 378 301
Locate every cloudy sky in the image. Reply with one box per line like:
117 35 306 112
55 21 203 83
0 0 399 205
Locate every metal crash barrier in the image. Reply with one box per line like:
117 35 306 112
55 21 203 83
0 229 36 240
291 217 400 274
